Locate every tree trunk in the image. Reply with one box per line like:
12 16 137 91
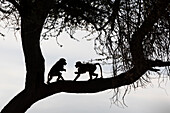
21 15 45 90
1 7 47 113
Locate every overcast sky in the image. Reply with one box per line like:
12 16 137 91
0 30 170 113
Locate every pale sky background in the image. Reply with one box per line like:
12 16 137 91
0 29 170 113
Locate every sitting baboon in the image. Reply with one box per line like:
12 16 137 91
47 58 67 84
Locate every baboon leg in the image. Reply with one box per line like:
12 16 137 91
47 75 52 84
74 74 80 81
89 72 94 80
57 75 64 81
94 73 98 79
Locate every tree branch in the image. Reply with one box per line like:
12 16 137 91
130 0 169 66
38 67 146 99
148 60 170 67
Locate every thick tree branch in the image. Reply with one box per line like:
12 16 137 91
39 60 170 97
0 65 160 113
37 67 145 99
0 66 148 113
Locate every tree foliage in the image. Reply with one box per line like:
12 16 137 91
0 0 169 112
1 0 169 74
